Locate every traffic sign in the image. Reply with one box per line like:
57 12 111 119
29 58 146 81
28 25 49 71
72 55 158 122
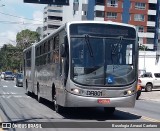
23 0 69 5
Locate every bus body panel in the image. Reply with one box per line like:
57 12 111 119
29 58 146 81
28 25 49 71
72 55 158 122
56 80 137 107
23 45 35 93
63 91 136 107
23 21 138 109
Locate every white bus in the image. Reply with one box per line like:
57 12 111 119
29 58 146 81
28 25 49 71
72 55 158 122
23 21 138 114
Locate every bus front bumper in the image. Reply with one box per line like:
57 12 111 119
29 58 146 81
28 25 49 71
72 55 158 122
64 92 136 107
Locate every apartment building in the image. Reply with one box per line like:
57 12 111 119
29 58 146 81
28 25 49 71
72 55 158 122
62 0 88 23
43 5 63 37
91 0 159 50
43 0 159 51
62 0 159 51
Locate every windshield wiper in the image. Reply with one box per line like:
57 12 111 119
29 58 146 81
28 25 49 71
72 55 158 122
85 34 93 57
111 36 123 55
111 36 123 71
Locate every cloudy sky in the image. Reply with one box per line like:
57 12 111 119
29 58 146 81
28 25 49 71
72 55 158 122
0 0 46 47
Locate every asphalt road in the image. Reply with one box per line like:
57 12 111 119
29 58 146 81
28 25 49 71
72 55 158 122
0 79 160 131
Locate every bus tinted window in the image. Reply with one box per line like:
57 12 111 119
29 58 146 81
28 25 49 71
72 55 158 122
70 24 136 38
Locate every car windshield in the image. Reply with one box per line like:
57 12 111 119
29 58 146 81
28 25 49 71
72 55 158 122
5 72 13 75
18 74 23 79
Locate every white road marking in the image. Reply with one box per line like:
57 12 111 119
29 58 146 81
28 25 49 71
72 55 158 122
0 95 30 98
2 86 7 88
10 92 16 94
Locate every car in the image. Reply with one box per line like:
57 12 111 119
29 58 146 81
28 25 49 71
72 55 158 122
16 73 23 87
138 72 160 92
4 71 14 80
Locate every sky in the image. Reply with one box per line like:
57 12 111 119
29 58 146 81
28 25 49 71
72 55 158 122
0 0 46 47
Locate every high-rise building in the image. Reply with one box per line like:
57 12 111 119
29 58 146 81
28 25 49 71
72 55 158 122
62 0 88 23
43 5 63 38
62 0 160 51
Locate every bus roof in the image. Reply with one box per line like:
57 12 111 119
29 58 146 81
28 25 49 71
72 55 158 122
24 20 136 51
66 21 136 29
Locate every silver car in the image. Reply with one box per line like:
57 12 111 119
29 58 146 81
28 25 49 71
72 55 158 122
4 71 14 80
16 73 23 87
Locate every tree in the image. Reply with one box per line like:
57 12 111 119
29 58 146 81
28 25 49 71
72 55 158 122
16 29 39 50
0 44 23 72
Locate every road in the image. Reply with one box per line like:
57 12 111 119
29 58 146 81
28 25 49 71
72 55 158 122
0 79 160 131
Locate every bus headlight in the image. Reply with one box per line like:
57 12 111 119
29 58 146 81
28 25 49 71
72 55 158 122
73 89 80 94
71 88 84 95
124 90 135 96
127 90 132 95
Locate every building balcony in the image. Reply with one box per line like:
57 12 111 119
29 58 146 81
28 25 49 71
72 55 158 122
147 21 156 27
148 10 157 15
44 6 63 12
95 5 105 11
148 0 157 4
44 20 62 26
94 17 104 21
138 32 155 38
44 12 62 17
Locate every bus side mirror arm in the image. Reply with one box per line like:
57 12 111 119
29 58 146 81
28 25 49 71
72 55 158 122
60 36 68 57
60 43 66 57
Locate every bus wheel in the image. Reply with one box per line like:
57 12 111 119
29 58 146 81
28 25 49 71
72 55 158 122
26 80 30 95
54 97 63 113
104 107 115 115
37 86 42 103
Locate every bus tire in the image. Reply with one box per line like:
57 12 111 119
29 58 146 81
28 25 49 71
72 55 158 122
26 80 30 95
104 107 115 115
52 84 56 101
55 102 63 113
37 84 42 103
145 84 152 92
54 96 63 113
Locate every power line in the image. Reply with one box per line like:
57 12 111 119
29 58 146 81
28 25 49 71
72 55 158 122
0 20 43 25
0 11 43 22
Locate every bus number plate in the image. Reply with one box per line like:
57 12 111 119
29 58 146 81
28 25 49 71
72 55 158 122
86 90 102 96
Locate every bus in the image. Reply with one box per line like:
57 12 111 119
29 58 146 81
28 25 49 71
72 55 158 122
23 21 138 114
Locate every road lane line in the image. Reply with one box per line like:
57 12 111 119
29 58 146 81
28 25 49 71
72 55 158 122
119 109 160 122
141 116 160 122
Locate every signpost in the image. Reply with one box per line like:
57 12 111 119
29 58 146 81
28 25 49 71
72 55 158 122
23 0 69 5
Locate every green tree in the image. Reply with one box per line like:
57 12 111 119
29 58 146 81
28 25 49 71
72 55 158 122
16 29 39 50
0 44 23 72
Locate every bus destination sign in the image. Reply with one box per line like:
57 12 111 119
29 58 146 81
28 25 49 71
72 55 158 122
23 0 69 5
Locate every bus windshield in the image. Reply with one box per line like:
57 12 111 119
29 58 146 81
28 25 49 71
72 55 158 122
70 24 136 86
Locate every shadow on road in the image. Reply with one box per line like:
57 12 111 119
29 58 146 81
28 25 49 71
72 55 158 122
27 94 142 121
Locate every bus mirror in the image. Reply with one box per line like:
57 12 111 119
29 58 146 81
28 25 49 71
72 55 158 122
60 43 66 57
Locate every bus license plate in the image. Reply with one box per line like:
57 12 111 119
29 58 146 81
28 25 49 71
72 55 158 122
97 99 110 104
86 90 102 96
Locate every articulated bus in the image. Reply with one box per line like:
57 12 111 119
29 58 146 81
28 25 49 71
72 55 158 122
23 21 138 114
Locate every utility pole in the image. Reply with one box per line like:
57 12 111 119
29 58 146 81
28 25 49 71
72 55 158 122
143 47 146 71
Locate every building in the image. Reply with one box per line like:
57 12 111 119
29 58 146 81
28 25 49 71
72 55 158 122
62 0 88 23
43 5 63 37
62 0 159 51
